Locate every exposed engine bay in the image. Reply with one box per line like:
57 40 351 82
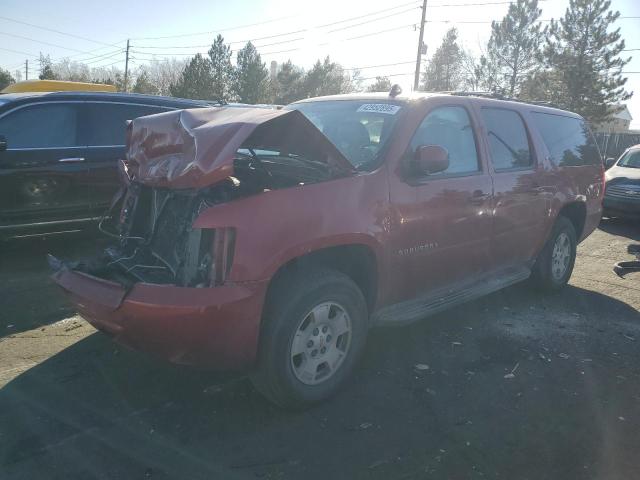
94 153 333 288
48 106 354 289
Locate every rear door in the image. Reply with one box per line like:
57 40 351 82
0 101 89 229
476 106 550 269
81 102 174 217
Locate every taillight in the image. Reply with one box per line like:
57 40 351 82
601 163 606 198
211 227 236 285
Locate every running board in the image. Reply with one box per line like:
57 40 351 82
372 266 531 326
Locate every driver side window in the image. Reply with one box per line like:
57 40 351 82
409 106 480 176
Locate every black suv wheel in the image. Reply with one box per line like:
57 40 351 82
532 216 577 291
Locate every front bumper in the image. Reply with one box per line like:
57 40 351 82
603 196 640 219
52 269 268 370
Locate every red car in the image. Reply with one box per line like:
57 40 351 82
52 91 604 408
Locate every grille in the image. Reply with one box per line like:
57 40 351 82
606 184 640 200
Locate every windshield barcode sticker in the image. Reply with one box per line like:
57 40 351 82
356 104 401 115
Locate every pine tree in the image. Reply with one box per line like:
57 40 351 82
169 54 213 100
235 42 269 104
534 0 631 123
208 35 235 102
487 0 544 97
301 57 351 98
0 68 14 90
421 28 464 91
367 76 392 92
132 70 157 94
273 60 303 104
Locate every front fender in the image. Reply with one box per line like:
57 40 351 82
192 172 389 282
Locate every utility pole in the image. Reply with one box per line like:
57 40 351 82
413 0 428 91
123 39 130 92
25 59 28 80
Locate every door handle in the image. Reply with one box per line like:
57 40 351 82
469 190 490 205
58 157 85 163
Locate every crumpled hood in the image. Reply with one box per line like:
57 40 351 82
126 106 355 189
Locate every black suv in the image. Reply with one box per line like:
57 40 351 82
0 92 211 240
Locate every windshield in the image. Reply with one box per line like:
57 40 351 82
288 100 403 171
618 149 640 168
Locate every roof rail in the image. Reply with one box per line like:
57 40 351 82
449 91 561 109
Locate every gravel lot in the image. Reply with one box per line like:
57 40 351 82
1 220 639 480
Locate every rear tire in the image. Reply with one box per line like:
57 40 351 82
531 216 577 291
250 268 368 409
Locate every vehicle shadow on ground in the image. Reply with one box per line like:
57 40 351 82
0 231 108 337
1 281 639 480
598 217 640 241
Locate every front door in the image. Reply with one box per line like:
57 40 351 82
0 102 90 230
386 102 493 304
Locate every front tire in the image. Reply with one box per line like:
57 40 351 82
250 268 368 409
531 216 577 291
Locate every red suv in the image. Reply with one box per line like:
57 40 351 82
52 91 604 408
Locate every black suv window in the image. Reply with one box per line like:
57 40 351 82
83 103 170 146
410 106 480 175
481 108 533 171
0 103 79 148
531 112 600 166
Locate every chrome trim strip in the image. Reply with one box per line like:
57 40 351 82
0 216 101 230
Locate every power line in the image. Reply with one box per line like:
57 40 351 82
131 14 300 41
360 72 414 81
327 6 419 33
133 30 307 50
316 1 418 28
0 46 40 58
425 15 639 24
0 31 103 54
0 15 122 47
428 0 546 6
344 60 415 71
83 50 126 65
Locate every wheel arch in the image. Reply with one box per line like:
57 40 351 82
557 201 587 239
265 243 379 315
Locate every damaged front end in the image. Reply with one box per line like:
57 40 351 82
53 106 354 290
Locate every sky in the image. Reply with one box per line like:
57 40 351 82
1 0 639 127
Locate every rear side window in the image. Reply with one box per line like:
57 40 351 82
409 106 480 175
531 112 600 166
0 103 79 148
481 108 533 171
83 103 170 146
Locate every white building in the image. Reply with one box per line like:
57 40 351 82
596 105 633 133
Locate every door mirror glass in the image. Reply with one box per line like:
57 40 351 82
0 135 6 151
415 145 449 175
605 157 616 169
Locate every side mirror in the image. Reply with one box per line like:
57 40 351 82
414 145 449 176
605 157 616 169
0 135 6 152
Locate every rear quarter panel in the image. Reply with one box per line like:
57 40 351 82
523 108 603 246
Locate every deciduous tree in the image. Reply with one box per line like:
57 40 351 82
366 76 391 92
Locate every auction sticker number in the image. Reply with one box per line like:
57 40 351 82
357 104 401 115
